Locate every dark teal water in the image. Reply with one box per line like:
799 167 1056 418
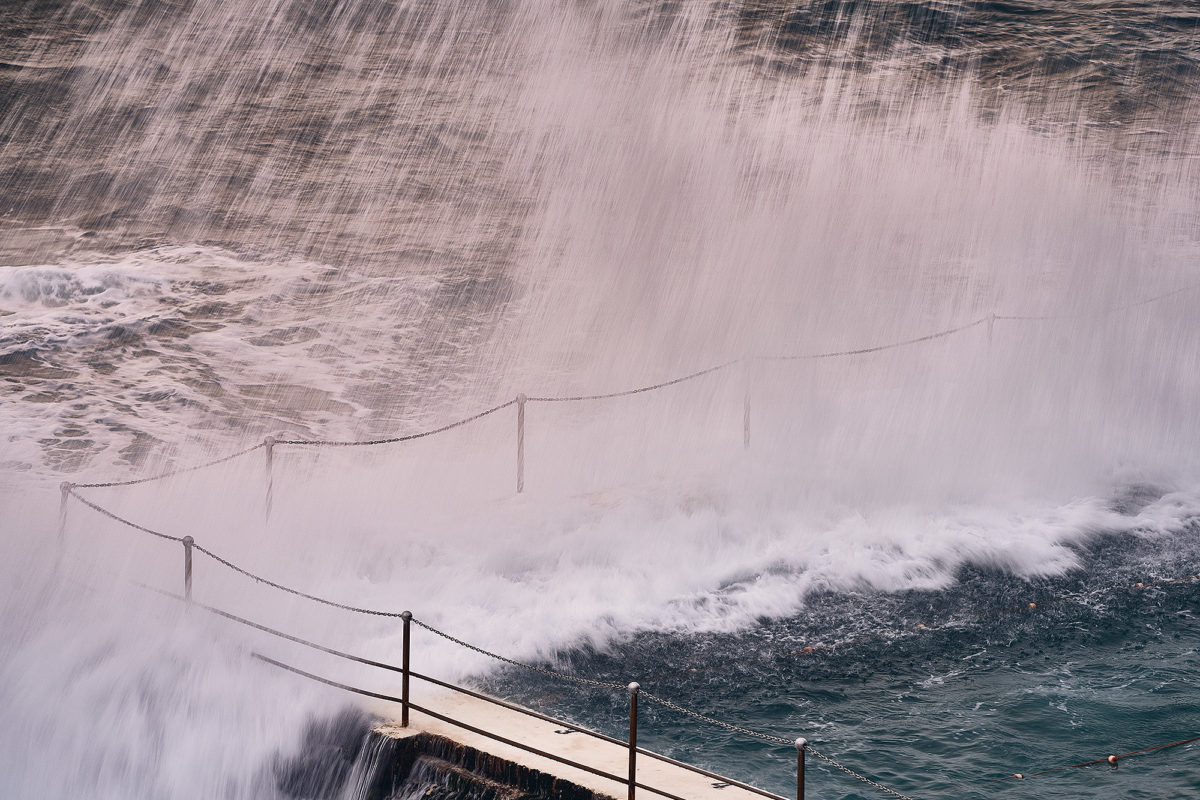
482 527 1200 798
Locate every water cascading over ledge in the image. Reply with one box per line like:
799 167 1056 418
274 710 608 800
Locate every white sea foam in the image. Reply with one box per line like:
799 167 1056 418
3 0 1200 797
0 244 475 472
5 448 1199 798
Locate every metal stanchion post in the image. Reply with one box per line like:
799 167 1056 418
182 536 194 601
795 737 807 800
628 682 640 800
516 394 527 494
401 611 412 727
264 436 276 521
58 481 72 545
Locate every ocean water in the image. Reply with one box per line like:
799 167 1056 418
2 1 1199 798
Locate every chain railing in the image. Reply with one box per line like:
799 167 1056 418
49 287 1200 799
59 282 1200 507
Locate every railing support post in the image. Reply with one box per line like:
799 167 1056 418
627 682 640 800
58 481 72 545
264 436 276 521
182 536 194 601
516 394 527 494
401 610 412 727
795 737 807 800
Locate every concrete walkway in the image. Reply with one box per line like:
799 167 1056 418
372 686 785 800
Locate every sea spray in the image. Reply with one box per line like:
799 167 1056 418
2 1 1199 798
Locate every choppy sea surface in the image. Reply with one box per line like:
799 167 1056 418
1 1 1199 798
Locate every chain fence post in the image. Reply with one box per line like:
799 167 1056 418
58 481 72 546
182 536 194 601
263 436 276 521
54 481 74 573
516 394 527 494
627 682 640 800
795 737 807 800
401 610 412 727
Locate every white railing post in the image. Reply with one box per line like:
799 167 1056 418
516 394 527 493
263 436 276 521
58 481 72 546
182 536 194 601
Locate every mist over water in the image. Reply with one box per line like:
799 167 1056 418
2 1 1200 798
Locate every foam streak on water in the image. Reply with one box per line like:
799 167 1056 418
1 1 1199 799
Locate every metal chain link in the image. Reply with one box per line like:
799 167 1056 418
68 489 410 617
996 282 1200 320
807 746 919 800
276 399 516 447
190 543 410 617
639 690 793 745
411 617 627 691
527 360 739 403
73 442 266 489
761 317 989 361
66 488 183 542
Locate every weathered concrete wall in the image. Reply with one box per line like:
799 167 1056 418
367 731 615 800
